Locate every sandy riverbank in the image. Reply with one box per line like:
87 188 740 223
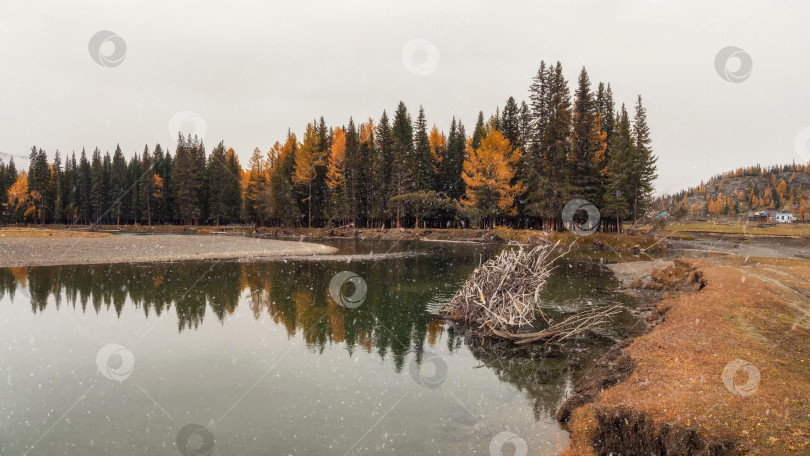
0 233 336 267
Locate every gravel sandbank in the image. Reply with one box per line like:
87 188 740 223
0 234 336 267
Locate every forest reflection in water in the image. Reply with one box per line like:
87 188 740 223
0 240 640 446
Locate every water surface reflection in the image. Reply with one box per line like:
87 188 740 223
0 240 637 455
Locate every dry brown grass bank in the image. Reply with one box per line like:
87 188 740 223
562 256 810 455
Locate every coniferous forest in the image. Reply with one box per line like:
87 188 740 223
0 61 658 231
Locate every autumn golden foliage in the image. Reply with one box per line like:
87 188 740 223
428 125 446 174
326 128 346 189
359 118 375 145
461 129 523 221
294 124 320 187
5 171 36 219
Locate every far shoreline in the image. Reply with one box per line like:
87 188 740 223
0 224 669 266
0 231 336 268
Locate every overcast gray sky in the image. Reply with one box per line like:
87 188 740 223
1 0 808 195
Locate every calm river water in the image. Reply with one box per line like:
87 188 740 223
0 239 640 455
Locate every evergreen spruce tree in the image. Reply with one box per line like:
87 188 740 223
28 147 50 224
161 150 175 223
527 62 573 229
139 145 154 225
90 148 105 224
102 151 111 223
77 149 92 224
522 61 552 227
0 158 15 222
595 83 616 211
440 117 467 201
596 83 616 150
194 137 209 224
0 161 6 222
207 141 230 226
224 148 242 223
518 101 531 152
173 133 201 225
293 123 322 227
65 152 77 223
602 104 633 232
151 144 166 224
110 144 128 225
571 67 605 206
312 116 331 225
390 102 413 227
500 96 521 147
373 110 394 225
127 153 141 224
52 151 64 223
357 118 376 225
344 118 360 227
411 106 433 193
471 111 485 151
630 95 657 221
529 61 551 148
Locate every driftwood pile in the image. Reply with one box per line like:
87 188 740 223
492 305 623 345
440 243 622 345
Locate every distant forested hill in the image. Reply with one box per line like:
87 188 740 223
661 163 810 219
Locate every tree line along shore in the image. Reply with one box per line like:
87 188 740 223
0 60 657 232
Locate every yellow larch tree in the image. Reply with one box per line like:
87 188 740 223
428 125 446 174
460 129 523 227
360 118 375 145
5 171 36 221
326 128 346 189
776 179 787 203
326 127 349 223
242 147 267 224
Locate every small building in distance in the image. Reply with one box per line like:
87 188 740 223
775 212 795 223
747 211 768 222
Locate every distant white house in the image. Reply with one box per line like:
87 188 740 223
775 212 795 223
